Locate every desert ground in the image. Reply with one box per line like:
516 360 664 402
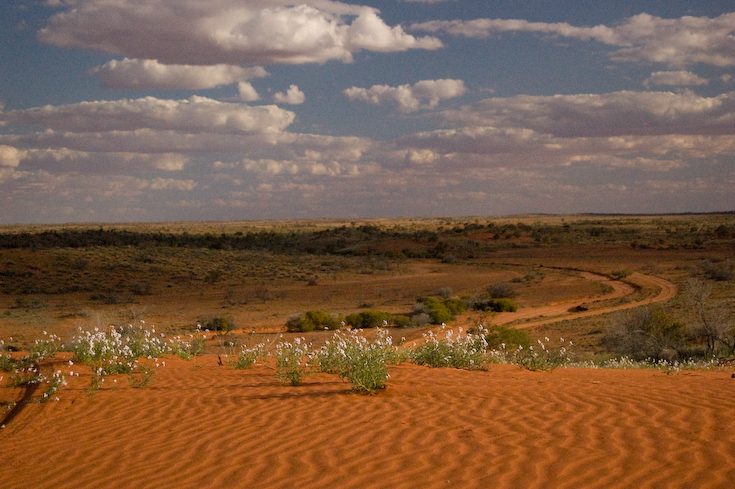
1 214 734 488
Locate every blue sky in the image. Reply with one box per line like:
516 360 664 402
1 1 735 223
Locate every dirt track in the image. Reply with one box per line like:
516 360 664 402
497 271 678 329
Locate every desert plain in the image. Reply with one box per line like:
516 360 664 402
1 214 734 488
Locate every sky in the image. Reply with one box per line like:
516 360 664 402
1 1 735 224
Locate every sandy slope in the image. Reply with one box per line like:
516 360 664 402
1 357 733 489
1 272 721 489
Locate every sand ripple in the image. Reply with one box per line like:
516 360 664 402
1 358 734 489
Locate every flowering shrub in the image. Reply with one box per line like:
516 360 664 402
40 370 67 402
275 337 312 385
411 326 488 370
168 336 206 361
1 333 63 399
70 322 200 392
511 338 572 372
231 343 266 369
71 324 168 375
317 328 395 392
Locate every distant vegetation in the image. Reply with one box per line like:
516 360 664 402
1 216 735 259
1 214 733 362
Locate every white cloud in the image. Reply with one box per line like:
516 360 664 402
89 58 268 90
405 149 438 165
12 148 190 173
238 82 260 102
344 79 466 112
148 178 198 191
39 1 442 66
411 12 735 67
644 71 709 87
0 145 26 167
1 96 295 134
436 91 735 137
346 9 441 52
241 159 300 175
274 85 305 105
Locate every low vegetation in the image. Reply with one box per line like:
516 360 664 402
1 213 734 407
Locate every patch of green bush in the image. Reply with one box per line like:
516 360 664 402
609 269 632 280
202 315 235 333
416 297 455 324
391 314 411 328
286 310 337 332
472 298 518 312
482 325 530 349
344 310 392 329
600 305 685 360
442 298 467 315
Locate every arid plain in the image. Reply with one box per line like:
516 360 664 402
1 214 734 488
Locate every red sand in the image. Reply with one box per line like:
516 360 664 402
1 356 734 489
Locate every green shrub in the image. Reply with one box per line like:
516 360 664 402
345 310 392 329
202 315 235 333
416 297 454 324
609 269 632 280
442 298 467 315
483 325 530 350
286 310 337 332
391 314 411 328
600 306 685 360
472 298 518 312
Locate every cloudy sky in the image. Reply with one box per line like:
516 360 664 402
1 1 735 224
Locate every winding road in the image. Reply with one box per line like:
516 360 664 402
403 270 678 346
494 271 678 329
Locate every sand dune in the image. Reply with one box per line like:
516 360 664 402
1 356 734 489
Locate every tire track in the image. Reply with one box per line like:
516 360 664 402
505 271 677 329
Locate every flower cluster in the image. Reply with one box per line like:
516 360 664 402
411 325 489 370
274 337 313 386
511 337 573 372
317 328 396 392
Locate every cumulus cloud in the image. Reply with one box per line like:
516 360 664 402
0 145 26 167
436 90 735 138
643 71 709 87
39 0 442 66
273 85 305 105
1 96 295 134
148 178 198 191
238 82 261 102
344 79 466 112
89 58 268 90
9 148 190 173
233 158 359 177
411 12 735 67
